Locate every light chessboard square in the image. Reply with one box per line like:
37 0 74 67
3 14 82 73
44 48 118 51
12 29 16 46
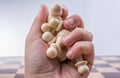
94 59 107 64
0 65 20 69
88 72 105 78
16 68 24 74
96 67 119 73
101 56 120 60
110 63 120 68
0 74 15 78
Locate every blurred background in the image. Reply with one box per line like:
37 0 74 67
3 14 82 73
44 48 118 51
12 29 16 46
0 0 120 56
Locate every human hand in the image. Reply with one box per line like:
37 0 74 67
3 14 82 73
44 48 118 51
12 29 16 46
25 5 94 78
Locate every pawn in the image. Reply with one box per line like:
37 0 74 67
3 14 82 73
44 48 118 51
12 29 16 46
46 43 61 59
56 29 70 61
50 4 62 17
42 31 54 42
41 23 51 32
46 46 57 59
46 29 70 61
75 61 89 75
56 29 70 47
48 18 60 29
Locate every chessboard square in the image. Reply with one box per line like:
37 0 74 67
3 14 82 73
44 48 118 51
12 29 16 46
94 64 112 67
116 68 120 71
4 61 22 64
95 56 102 59
0 65 20 69
110 63 120 68
20 64 24 68
101 56 120 60
16 68 24 74
0 74 15 78
102 73 120 78
91 68 98 72
94 60 107 64
106 60 120 63
96 67 119 73
6 57 23 61
21 61 24 65
88 72 105 78
116 56 120 58
0 57 7 61
0 61 5 65
0 69 17 74
15 74 24 78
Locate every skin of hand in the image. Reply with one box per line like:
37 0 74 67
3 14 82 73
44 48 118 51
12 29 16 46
25 5 94 78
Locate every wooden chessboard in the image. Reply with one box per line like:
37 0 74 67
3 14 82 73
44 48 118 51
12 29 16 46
0 56 120 78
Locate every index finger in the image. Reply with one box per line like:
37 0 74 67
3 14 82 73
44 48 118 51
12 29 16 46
63 15 84 30
61 5 68 20
62 28 93 47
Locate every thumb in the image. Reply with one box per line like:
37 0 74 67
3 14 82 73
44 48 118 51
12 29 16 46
28 4 48 40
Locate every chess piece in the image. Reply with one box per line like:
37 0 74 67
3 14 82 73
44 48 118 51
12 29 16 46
42 31 54 42
41 23 51 32
75 56 89 75
46 44 58 59
50 4 62 17
56 29 70 61
46 29 70 61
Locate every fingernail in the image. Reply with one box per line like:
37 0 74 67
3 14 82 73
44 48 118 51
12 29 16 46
64 18 74 27
61 5 68 16
66 51 73 59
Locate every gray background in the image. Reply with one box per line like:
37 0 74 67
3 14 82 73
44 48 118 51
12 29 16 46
0 0 120 56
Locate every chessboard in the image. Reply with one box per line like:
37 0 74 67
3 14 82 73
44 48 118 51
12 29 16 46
0 56 120 78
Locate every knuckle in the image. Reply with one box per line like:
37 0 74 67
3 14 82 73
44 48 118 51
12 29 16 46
83 29 93 41
80 44 85 51
72 14 80 18
90 42 94 48
89 42 94 52
71 14 81 23
75 42 85 50
88 31 93 41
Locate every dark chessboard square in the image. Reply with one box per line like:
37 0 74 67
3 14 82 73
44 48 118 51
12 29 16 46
0 57 7 61
116 68 120 72
15 74 24 78
116 56 120 58
4 61 21 64
91 68 98 72
106 60 120 63
6 57 23 61
102 73 120 78
20 64 24 68
94 56 102 59
94 64 112 67
0 69 17 74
